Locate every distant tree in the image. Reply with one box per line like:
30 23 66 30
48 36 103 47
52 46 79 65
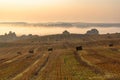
62 30 70 35
28 34 32 36
86 29 99 35
7 31 16 37
9 31 12 34
4 33 7 36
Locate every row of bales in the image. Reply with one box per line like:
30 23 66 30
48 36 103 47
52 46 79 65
17 47 53 55
75 43 114 52
16 46 83 55
17 43 114 55
47 43 113 52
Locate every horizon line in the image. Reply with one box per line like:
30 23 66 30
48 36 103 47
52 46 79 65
0 21 120 24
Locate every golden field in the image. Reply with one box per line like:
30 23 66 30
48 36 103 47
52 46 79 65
0 33 120 80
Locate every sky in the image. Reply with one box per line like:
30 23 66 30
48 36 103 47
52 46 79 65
0 0 120 23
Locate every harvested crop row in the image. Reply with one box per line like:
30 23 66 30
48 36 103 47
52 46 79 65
12 52 49 80
0 46 42 80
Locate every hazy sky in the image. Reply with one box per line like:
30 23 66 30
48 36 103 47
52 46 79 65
0 0 120 22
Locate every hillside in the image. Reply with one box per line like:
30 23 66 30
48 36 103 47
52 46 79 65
0 33 120 80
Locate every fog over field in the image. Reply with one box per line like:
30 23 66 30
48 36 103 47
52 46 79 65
0 22 120 36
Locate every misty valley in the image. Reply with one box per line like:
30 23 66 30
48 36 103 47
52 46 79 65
0 22 120 36
0 23 120 80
